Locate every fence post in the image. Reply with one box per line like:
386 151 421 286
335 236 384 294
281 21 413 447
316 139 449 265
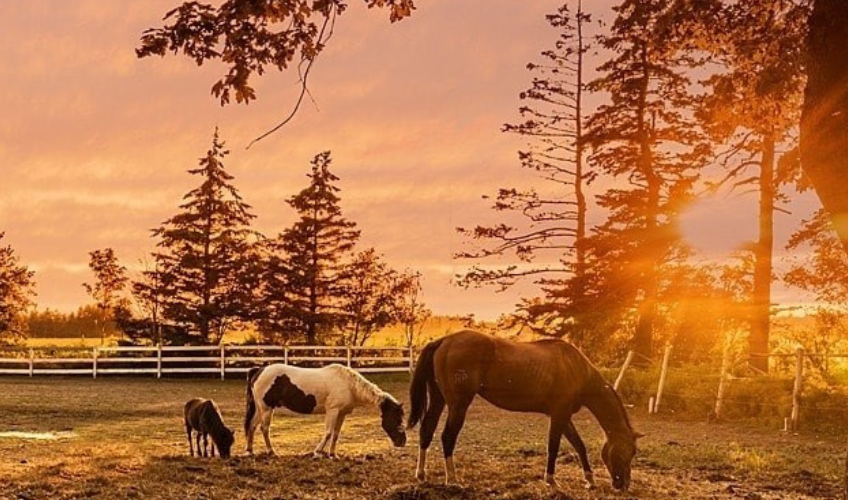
714 344 731 420
408 346 415 373
92 347 98 379
791 347 804 431
220 346 226 381
654 345 673 414
284 346 289 365
346 346 352 368
157 344 162 379
28 348 34 377
614 350 635 391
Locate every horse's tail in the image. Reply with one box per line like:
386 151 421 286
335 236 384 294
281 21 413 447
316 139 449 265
407 338 444 429
244 366 262 434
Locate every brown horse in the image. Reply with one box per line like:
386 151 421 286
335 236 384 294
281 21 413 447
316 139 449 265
184 398 235 458
408 330 641 490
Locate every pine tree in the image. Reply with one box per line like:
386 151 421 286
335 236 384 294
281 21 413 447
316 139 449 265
457 2 593 341
263 151 361 345
149 129 259 344
0 233 35 345
584 0 706 360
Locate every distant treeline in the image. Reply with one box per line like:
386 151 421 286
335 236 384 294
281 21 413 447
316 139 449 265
26 306 119 339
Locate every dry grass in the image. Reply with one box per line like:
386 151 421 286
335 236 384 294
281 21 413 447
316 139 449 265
0 375 842 500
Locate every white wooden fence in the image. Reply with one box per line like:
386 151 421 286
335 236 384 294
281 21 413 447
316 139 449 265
0 345 414 378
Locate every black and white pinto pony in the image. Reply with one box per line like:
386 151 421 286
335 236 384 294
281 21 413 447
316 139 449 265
245 363 407 457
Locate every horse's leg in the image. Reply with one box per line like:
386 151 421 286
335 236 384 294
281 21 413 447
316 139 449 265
202 432 209 458
195 432 203 458
441 399 472 485
328 411 348 458
261 409 276 456
246 405 263 455
544 416 566 488
314 410 338 458
186 425 194 457
562 419 594 489
416 388 445 482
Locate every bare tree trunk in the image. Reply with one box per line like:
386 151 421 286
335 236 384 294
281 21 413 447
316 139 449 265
750 133 775 373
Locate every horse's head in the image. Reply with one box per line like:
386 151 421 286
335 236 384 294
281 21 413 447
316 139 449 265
379 397 407 447
601 431 641 490
217 428 236 458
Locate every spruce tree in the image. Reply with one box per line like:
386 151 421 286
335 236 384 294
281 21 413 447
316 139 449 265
148 130 259 344
584 0 706 360
263 151 360 345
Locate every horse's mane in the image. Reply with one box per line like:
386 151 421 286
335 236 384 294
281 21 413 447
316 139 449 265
587 366 636 435
329 364 394 406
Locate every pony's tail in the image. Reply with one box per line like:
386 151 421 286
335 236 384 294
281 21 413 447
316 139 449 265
244 366 262 434
407 338 444 429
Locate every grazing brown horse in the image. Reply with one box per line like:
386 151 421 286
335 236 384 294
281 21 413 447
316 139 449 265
408 330 641 490
184 398 235 458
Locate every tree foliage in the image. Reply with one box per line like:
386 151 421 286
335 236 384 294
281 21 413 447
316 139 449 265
83 248 129 343
0 233 35 344
391 270 431 348
340 248 397 346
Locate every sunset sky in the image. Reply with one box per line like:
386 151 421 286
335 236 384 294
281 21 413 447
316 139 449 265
0 0 822 319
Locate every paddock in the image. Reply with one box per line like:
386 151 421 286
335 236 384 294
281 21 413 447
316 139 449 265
0 376 840 499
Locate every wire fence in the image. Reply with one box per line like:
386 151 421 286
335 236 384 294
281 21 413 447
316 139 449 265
612 346 848 431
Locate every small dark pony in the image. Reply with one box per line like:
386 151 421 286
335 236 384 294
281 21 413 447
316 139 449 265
408 330 642 490
184 398 235 458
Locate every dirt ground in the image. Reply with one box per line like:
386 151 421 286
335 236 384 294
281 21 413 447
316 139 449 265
0 375 842 500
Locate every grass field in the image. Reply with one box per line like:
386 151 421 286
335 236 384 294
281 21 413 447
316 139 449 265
0 375 843 500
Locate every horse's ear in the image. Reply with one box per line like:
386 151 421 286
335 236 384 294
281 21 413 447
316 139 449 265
634 431 645 440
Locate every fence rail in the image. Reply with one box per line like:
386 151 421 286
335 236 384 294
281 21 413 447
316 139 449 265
0 345 414 378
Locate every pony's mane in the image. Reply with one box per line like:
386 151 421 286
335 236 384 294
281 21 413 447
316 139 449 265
329 364 393 407
205 402 233 442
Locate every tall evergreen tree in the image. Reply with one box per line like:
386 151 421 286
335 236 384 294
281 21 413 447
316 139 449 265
457 2 593 341
584 0 706 359
0 233 35 345
148 130 259 344
263 151 360 345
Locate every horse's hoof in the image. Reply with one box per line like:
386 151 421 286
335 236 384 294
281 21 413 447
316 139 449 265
583 480 595 490
415 472 425 482
544 474 559 489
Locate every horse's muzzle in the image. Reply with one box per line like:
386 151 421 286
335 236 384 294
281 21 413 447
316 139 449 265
393 433 407 447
